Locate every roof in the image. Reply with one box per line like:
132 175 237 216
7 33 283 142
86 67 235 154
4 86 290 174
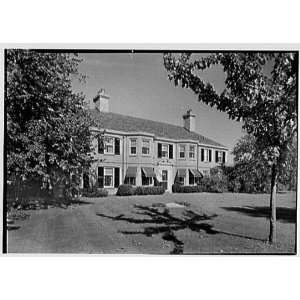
89 109 227 149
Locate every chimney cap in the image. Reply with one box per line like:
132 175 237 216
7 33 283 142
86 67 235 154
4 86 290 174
93 88 110 102
183 109 195 118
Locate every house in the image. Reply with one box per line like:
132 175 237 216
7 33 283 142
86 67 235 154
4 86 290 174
84 90 228 194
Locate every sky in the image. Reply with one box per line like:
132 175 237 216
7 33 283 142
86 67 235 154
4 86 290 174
71 53 245 163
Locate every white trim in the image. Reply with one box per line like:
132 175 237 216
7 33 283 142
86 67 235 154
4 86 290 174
91 127 228 150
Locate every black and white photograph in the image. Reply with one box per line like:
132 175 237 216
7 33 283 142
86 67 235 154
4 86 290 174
3 49 297 254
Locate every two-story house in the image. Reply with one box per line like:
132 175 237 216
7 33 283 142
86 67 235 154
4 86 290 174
84 90 228 194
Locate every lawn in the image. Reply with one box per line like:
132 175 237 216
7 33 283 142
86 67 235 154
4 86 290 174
7 192 296 254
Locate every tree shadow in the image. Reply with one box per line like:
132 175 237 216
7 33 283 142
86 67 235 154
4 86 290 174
97 204 219 254
222 206 296 223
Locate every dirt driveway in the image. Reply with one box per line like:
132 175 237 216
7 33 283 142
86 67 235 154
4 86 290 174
7 192 296 254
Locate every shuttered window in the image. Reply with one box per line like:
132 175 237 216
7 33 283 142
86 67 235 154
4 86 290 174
158 143 162 158
115 138 120 155
162 144 168 158
98 167 104 188
114 167 120 187
201 148 204 161
169 144 173 159
98 137 104 154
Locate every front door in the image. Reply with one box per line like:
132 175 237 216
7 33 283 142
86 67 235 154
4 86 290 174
162 170 168 191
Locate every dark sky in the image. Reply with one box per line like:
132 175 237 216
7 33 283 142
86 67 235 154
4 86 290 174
72 53 245 163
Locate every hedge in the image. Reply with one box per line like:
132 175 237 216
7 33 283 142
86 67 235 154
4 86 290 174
135 186 165 195
116 184 165 196
81 187 108 197
172 176 227 194
172 184 203 193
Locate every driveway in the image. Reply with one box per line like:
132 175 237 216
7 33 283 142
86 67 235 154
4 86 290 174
7 192 296 254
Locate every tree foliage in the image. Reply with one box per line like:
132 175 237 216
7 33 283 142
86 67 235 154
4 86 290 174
6 50 96 192
164 51 297 243
164 52 297 164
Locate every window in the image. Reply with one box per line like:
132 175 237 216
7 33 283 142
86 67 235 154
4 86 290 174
189 170 195 185
216 150 224 163
218 151 223 163
104 137 114 154
177 176 185 185
142 176 153 186
202 170 210 177
179 145 185 158
189 145 195 159
158 143 173 159
125 177 136 185
201 148 210 162
162 144 168 158
104 167 113 187
130 138 137 155
142 139 150 155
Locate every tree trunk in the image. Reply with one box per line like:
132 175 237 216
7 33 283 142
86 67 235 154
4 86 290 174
269 163 278 244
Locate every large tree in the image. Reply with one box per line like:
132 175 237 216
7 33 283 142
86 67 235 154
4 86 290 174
164 52 297 243
6 50 95 197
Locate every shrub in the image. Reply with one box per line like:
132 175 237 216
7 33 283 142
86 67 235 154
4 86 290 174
135 186 165 195
116 184 136 196
172 184 203 193
172 175 227 194
82 187 108 197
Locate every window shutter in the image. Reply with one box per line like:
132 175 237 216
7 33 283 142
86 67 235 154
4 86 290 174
209 149 212 162
169 144 173 159
98 137 104 154
158 143 162 158
83 173 89 189
98 167 104 188
114 138 120 155
215 151 218 163
201 149 204 161
114 167 120 187
222 152 226 163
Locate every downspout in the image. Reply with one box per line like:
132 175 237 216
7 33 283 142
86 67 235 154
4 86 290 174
122 136 125 184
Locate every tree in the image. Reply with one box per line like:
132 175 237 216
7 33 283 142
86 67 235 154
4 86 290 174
6 50 96 198
164 52 297 243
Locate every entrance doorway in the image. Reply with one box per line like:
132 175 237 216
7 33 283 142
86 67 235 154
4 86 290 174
162 170 168 191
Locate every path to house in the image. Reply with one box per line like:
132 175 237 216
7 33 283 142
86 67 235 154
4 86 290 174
7 192 296 254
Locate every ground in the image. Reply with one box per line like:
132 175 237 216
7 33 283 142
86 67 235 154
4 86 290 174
7 192 296 254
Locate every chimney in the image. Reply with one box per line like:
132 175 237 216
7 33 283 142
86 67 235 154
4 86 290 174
92 88 110 112
182 109 196 132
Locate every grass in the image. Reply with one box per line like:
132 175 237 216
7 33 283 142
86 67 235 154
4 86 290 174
7 192 296 254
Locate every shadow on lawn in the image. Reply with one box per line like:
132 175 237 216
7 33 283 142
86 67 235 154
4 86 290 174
222 206 296 224
97 204 266 254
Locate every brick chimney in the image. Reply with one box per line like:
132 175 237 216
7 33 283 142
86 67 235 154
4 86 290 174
92 88 110 112
182 109 196 132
